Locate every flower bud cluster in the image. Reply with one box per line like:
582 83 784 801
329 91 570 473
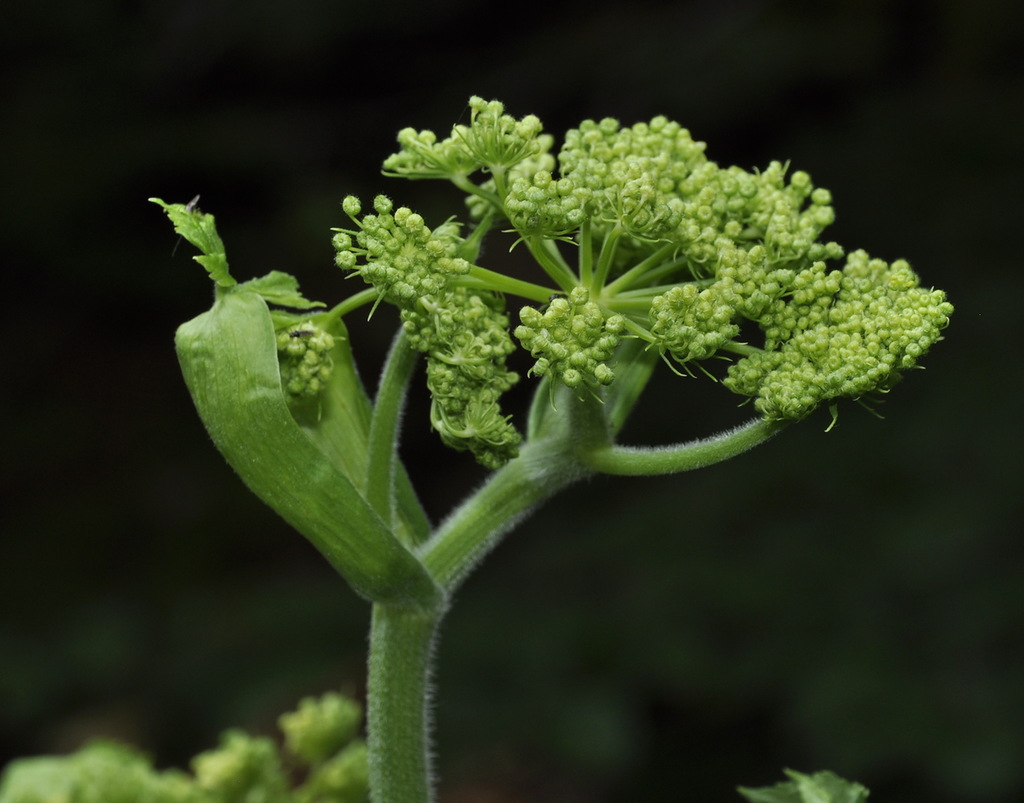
334 191 522 467
458 96 546 169
276 321 335 397
648 243 804 366
333 195 470 307
728 162 835 261
556 116 706 242
560 116 707 190
192 730 288 800
547 116 836 281
668 161 835 268
279 691 362 765
515 286 626 389
0 742 198 803
649 282 740 364
504 169 591 237
0 690 371 802
714 243 799 321
724 250 954 421
301 742 369 802
326 98 954 452
382 95 551 179
772 269 843 345
403 287 521 469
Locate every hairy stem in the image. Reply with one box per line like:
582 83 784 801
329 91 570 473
367 602 444 803
420 436 588 594
580 417 785 475
367 330 421 537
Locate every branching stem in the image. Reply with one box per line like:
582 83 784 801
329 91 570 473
419 435 587 594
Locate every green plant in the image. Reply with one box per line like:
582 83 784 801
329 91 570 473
2 97 951 802
0 692 369 802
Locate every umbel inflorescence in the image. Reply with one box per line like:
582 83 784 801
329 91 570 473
331 97 952 467
128 97 953 803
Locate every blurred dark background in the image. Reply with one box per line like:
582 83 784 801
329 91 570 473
2 0 1021 800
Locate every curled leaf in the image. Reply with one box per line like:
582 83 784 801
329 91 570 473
150 197 232 287
176 287 440 605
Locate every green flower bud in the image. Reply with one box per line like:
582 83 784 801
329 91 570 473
515 287 624 390
302 742 370 803
279 692 362 766
192 730 288 802
277 322 335 398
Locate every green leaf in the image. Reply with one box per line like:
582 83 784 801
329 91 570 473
153 196 437 602
239 271 326 309
175 287 440 606
150 197 233 287
737 769 869 803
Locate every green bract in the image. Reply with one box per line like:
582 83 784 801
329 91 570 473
151 198 440 606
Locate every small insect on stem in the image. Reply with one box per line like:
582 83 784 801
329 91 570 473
289 330 315 338
172 195 202 256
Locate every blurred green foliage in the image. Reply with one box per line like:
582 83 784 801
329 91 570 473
1 0 1021 801
0 692 369 802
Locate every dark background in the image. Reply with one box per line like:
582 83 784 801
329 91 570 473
2 0 1021 800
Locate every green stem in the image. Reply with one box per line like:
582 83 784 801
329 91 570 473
325 287 380 321
449 174 504 210
420 435 588 594
579 417 785 476
367 417 593 801
367 602 444 803
458 207 496 264
720 340 764 358
462 265 557 304
367 330 421 535
490 168 511 203
602 339 660 436
602 241 679 295
591 224 623 293
522 235 579 293
578 217 594 288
